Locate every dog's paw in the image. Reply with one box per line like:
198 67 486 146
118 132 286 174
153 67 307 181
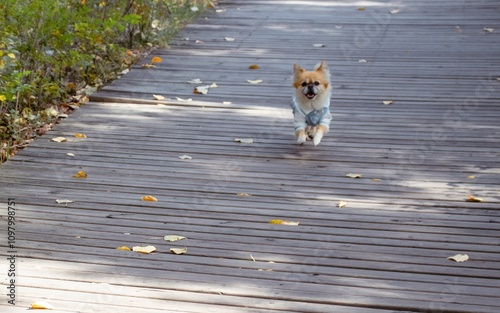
297 136 307 145
313 137 322 146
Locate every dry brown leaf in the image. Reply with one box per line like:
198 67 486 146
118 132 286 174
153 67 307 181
234 138 254 144
346 173 362 178
269 219 300 226
30 300 54 310
133 245 156 254
484 27 494 33
141 195 158 202
338 201 347 208
141 64 155 69
249 64 260 69
75 133 87 138
237 193 252 197
466 195 483 202
51 137 67 143
247 79 263 84
73 171 88 178
116 246 131 251
153 94 165 100
170 246 187 255
447 254 469 262
358 7 366 10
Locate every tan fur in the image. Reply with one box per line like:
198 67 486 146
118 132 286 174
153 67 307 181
292 61 332 146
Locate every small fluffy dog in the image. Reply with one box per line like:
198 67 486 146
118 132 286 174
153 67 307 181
290 61 332 146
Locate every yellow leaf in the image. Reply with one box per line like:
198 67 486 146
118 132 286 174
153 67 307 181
116 246 131 251
142 64 155 68
466 195 483 202
30 300 54 310
74 133 87 138
249 64 260 69
447 254 469 262
73 171 88 178
247 79 263 84
45 106 58 117
132 245 156 254
468 175 475 179
269 219 300 226
151 56 162 64
346 173 362 178
164 235 186 242
338 201 347 208
207 1 216 8
0 95 6 102
170 247 187 255
141 195 158 202
7 53 16 59
358 7 366 10
51 137 67 143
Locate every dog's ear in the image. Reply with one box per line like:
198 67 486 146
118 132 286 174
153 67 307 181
293 64 305 75
315 61 328 72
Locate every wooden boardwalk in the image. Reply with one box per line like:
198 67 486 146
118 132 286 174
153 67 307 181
2 0 500 312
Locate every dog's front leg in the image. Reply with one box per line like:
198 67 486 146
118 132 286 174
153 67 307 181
313 125 328 146
295 129 307 145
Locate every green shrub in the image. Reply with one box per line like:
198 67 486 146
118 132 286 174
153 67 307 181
0 0 208 161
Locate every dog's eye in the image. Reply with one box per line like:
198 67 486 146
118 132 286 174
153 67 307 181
301 82 307 87
314 81 320 86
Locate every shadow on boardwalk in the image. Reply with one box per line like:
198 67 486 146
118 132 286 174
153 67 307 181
1 0 499 312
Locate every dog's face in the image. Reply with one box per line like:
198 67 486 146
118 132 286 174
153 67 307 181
293 61 330 103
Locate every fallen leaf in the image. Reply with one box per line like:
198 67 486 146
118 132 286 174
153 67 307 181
188 78 203 84
247 79 263 84
454 26 462 33
234 138 254 144
250 254 256 262
206 1 216 9
55 199 74 204
67 153 75 157
141 195 158 202
222 101 232 105
7 53 16 59
194 85 210 94
358 59 367 63
338 201 347 208
209 82 218 88
178 155 192 160
153 94 165 100
73 171 88 178
346 173 362 178
170 246 187 254
121 68 130 75
74 133 87 138
335 25 343 29
383 100 394 105
269 219 300 226
249 64 260 69
151 56 163 64
468 175 475 179
175 97 192 101
484 27 494 33
45 106 58 117
133 245 156 254
190 6 199 12
51 137 67 143
58 114 69 118
466 195 483 202
224 37 236 42
358 7 366 10
116 246 131 251
447 254 469 262
30 300 54 310
313 44 325 48
389 9 400 14
371 178 381 182
216 9 225 13
195 40 204 44
237 193 251 197
164 235 187 242
141 64 155 69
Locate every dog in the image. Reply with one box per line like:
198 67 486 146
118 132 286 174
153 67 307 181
290 61 332 146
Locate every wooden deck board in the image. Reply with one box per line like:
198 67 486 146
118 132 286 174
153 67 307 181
1 0 500 312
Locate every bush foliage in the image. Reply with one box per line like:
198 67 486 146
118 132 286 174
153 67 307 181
0 0 208 161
